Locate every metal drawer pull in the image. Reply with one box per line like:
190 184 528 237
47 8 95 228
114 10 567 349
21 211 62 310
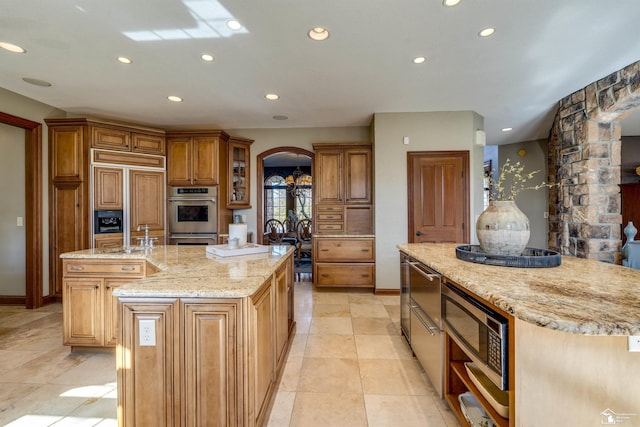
410 305 436 337
70 266 84 271
361 274 369 277
321 249 329 252
361 249 369 252
321 274 330 277
121 266 136 271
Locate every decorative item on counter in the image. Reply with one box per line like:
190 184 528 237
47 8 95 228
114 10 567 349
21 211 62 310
228 216 248 248
477 158 555 256
622 221 637 266
227 237 240 249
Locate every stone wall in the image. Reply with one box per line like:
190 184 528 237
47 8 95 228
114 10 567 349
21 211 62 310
548 60 640 262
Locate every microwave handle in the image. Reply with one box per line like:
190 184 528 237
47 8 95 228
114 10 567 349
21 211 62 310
168 198 216 203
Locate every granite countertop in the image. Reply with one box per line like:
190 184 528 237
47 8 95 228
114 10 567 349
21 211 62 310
61 245 294 298
397 243 640 336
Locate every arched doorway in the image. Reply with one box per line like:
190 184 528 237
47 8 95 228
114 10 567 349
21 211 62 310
0 112 43 308
256 147 314 244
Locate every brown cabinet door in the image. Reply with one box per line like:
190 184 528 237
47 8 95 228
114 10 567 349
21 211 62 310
94 166 123 210
130 169 165 232
408 151 469 243
94 234 124 248
63 278 102 346
193 136 219 186
132 132 165 155
103 279 126 346
167 138 193 186
345 148 372 204
182 300 238 427
275 262 289 369
50 125 86 180
91 126 131 151
315 149 343 203
251 282 274 425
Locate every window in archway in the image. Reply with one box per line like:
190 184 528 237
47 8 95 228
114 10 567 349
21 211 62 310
264 174 287 222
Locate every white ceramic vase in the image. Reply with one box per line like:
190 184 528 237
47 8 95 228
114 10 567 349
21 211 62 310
476 201 530 256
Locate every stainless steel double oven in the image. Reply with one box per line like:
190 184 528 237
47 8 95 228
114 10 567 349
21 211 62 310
168 186 218 245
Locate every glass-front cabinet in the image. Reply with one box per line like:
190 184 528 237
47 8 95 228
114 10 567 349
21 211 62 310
227 136 253 208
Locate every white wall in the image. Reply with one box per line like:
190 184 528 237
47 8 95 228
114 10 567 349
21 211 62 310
373 112 485 290
0 124 26 295
0 87 66 296
226 126 370 236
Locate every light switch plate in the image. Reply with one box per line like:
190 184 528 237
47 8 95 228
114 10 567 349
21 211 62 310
628 336 640 352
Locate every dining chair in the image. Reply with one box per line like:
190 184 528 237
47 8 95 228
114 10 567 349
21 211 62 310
295 219 313 266
264 219 285 245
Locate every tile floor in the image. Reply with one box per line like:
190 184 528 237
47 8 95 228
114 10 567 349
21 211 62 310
0 277 458 427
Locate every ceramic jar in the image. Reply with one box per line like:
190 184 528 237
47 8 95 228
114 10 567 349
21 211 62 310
476 201 530 256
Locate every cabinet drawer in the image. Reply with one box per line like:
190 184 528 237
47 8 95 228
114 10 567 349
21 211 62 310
315 238 374 262
314 263 374 287
316 222 344 233
316 212 344 221
91 126 130 150
64 260 145 277
317 205 343 213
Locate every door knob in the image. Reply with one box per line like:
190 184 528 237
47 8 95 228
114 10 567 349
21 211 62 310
416 231 423 236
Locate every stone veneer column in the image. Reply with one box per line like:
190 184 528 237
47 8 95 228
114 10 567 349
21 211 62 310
548 60 640 262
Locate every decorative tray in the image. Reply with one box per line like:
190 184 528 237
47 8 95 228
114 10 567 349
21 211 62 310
206 244 270 257
456 245 561 268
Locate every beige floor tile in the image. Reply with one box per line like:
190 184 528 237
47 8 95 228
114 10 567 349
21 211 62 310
350 303 391 318
313 291 350 304
352 317 399 336
312 303 351 317
51 353 116 386
0 311 53 328
294 316 311 334
359 359 432 395
355 335 414 360
348 293 384 304
266 390 296 427
290 392 368 427
297 357 362 393
278 356 303 391
305 334 357 358
288 333 308 358
364 394 449 427
385 304 401 322
377 295 402 306
0 349 48 373
309 317 353 335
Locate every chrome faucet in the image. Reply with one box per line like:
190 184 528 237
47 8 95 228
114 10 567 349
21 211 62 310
136 224 156 247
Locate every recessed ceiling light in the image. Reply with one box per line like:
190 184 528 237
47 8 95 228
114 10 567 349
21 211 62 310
443 0 461 6
308 27 330 41
413 56 426 64
273 115 288 120
479 28 496 37
227 20 242 30
201 54 215 62
117 56 132 64
22 77 52 87
502 127 513 132
265 93 279 100
167 95 183 102
0 42 26 53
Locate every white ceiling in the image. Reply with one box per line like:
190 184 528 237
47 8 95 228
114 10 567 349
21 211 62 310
2 0 640 145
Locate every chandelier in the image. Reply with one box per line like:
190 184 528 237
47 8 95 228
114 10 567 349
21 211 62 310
285 166 312 196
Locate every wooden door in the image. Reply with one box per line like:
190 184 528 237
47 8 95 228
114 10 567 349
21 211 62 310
408 151 469 243
94 166 123 210
315 149 343 203
130 169 165 232
63 278 102 346
193 136 219 186
166 137 192 186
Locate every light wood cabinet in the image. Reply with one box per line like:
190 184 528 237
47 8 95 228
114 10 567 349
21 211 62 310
129 169 165 232
94 233 124 248
94 166 123 210
166 131 229 186
313 142 373 234
227 136 253 208
62 259 146 348
313 237 375 288
91 124 165 155
114 252 295 427
47 123 91 298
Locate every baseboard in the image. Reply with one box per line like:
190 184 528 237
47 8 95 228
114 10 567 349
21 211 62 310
374 288 400 296
0 295 26 305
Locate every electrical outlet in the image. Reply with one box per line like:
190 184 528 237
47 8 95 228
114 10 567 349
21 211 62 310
139 319 156 346
628 336 640 352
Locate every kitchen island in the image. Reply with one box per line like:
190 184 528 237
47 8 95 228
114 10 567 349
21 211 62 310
398 243 640 427
61 245 295 427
